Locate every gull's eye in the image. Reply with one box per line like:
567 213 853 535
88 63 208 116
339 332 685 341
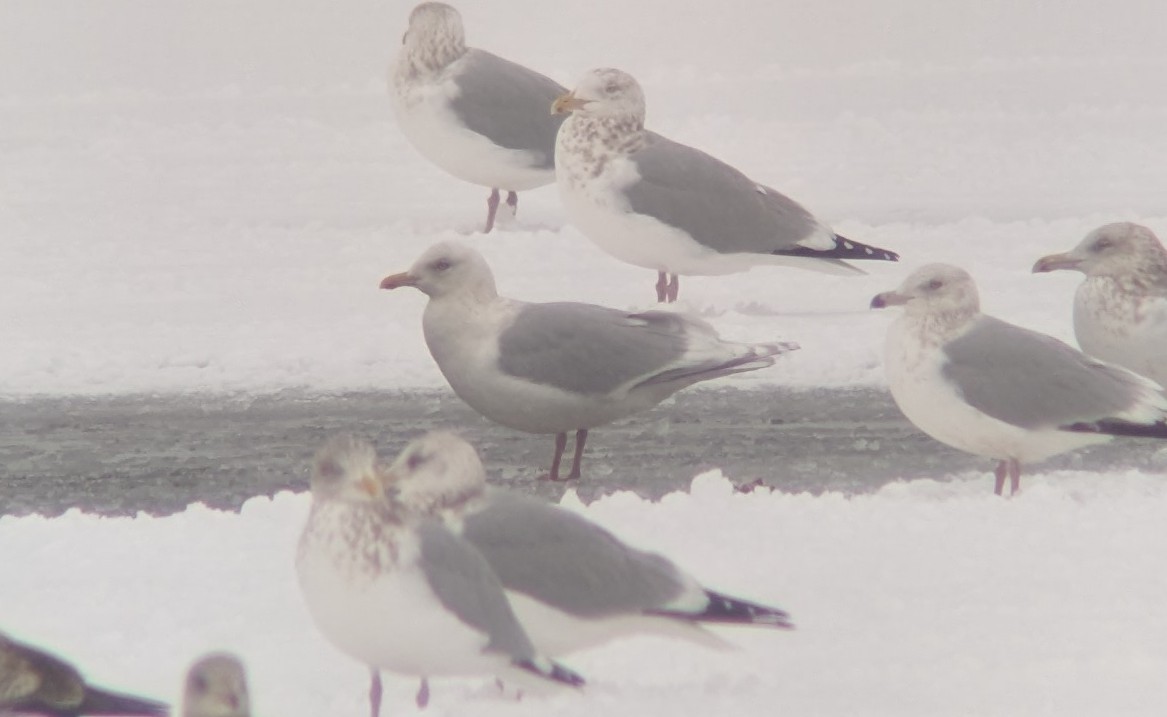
604 81 619 94
925 279 943 291
1091 238 1113 252
432 258 452 272
192 674 208 693
406 452 427 471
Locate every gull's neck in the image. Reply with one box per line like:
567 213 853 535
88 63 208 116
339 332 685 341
1088 256 1167 298
558 112 646 178
394 478 485 520
902 306 980 347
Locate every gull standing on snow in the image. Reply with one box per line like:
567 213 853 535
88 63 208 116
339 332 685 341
181 654 248 717
296 436 583 717
871 263 1167 495
379 241 798 480
390 2 567 233
1033 222 1167 387
0 632 168 717
385 431 795 656
551 67 900 303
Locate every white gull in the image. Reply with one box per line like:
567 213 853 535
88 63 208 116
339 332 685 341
1033 221 1167 387
389 2 566 233
379 241 798 480
295 436 583 716
551 67 899 303
871 263 1167 495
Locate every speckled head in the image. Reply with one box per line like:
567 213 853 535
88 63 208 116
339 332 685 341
183 652 250 717
1034 222 1167 279
382 430 487 512
871 263 981 319
401 2 467 70
553 67 646 123
310 435 383 503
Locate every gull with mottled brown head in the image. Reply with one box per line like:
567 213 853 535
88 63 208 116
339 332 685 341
552 67 900 303
295 435 582 717
181 654 248 717
1033 222 1167 387
0 631 168 717
872 263 1167 495
379 241 798 481
390 2 567 233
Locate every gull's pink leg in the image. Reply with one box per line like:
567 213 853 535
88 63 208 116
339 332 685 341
369 669 382 717
666 273 680 303
484 188 501 233
655 271 668 302
1008 459 1021 496
506 190 518 220
541 432 568 481
567 429 588 480
993 460 1007 495
416 677 430 709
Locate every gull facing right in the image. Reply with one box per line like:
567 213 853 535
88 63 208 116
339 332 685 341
552 67 899 303
872 263 1167 495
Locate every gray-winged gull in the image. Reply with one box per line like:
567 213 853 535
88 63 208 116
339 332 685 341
871 263 1167 495
551 67 900 303
1033 221 1167 387
295 436 583 716
0 631 168 717
365 431 792 702
390 2 567 233
379 241 798 480
181 654 248 717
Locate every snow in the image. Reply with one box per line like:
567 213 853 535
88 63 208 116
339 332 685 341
3 2 1167 714
3 471 1167 715
2 1 1165 397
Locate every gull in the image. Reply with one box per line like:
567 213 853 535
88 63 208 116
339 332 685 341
365 431 792 699
551 67 899 303
0 631 167 717
295 436 583 717
871 263 1167 495
1033 221 1167 387
181 654 248 717
379 241 797 480
389 2 567 233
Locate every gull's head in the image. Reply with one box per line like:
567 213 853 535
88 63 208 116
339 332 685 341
1033 222 1167 279
310 435 383 504
382 431 487 512
400 2 466 68
552 68 646 122
183 653 250 717
379 241 497 301
871 263 980 318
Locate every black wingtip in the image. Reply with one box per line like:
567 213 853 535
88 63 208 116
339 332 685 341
1062 420 1167 439
80 687 170 717
650 590 795 630
514 658 586 688
774 234 899 263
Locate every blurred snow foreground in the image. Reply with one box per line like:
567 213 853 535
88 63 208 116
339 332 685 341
4 469 1167 715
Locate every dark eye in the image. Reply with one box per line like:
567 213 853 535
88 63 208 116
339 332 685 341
925 279 943 290
193 674 208 693
407 452 427 470
433 258 452 272
1092 238 1113 252
604 82 619 93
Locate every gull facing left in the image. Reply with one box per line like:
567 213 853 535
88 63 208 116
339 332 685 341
872 263 1167 495
295 436 583 716
380 241 798 480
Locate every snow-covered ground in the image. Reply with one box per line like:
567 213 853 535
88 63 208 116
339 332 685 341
3 1 1167 714
2 0 1165 396
4 471 1167 716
